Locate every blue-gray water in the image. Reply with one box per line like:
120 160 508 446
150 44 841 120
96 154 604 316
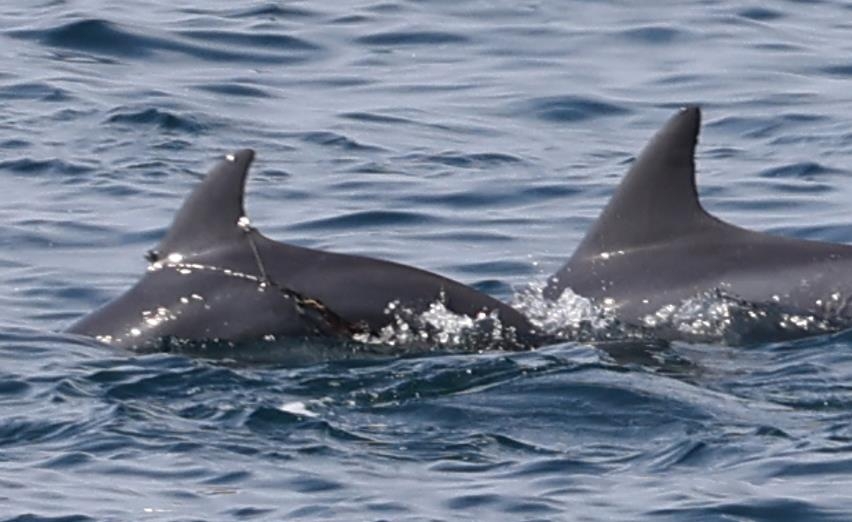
5 1 852 520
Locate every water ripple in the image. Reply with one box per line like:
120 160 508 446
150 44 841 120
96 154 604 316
738 7 785 21
515 95 630 123
0 158 93 176
197 4 321 19
759 162 845 179
105 108 205 133
298 131 385 152
615 25 688 44
3 513 96 522
407 151 524 168
176 30 320 52
356 30 470 47
193 83 270 98
12 18 322 64
0 81 71 101
13 19 160 58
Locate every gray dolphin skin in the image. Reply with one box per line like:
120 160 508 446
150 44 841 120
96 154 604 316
68 150 540 349
545 106 852 328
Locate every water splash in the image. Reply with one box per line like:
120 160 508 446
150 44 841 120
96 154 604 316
353 298 521 352
515 284 848 346
512 282 641 342
641 290 843 345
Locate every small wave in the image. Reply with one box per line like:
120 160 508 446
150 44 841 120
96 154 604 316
339 111 462 133
514 95 629 123
224 507 277 519
0 139 30 149
707 115 784 139
243 404 310 429
152 337 397 366
298 131 385 152
15 18 159 58
521 183 582 201
0 376 29 397
3 219 116 251
407 151 523 169
0 415 90 448
244 405 366 449
224 4 321 19
290 76 374 88
703 146 744 159
648 497 832 521
410 230 514 243
819 64 852 78
759 161 844 179
738 7 785 21
402 182 579 209
401 189 518 208
340 111 414 125
0 81 71 102
647 439 710 471
176 30 320 52
339 347 592 407
708 113 826 139
193 83 270 98
614 25 688 44
0 158 93 176
105 108 205 133
13 18 321 64
355 30 469 47
330 15 372 25
651 73 707 86
2 514 96 522
446 494 560 515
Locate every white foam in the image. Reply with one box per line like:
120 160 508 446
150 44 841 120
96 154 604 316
279 401 318 418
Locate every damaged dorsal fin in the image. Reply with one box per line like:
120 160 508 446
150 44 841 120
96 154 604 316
153 149 255 258
572 106 713 260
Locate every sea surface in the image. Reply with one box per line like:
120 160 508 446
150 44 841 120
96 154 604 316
4 0 852 520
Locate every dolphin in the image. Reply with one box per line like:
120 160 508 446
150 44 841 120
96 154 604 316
545 106 852 336
68 150 540 350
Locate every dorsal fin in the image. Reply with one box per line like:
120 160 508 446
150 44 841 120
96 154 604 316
153 149 255 257
572 106 711 259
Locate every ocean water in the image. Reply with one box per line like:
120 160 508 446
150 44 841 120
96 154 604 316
5 0 852 519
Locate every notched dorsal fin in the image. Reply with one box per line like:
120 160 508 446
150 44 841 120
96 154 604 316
153 149 255 257
573 106 712 259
